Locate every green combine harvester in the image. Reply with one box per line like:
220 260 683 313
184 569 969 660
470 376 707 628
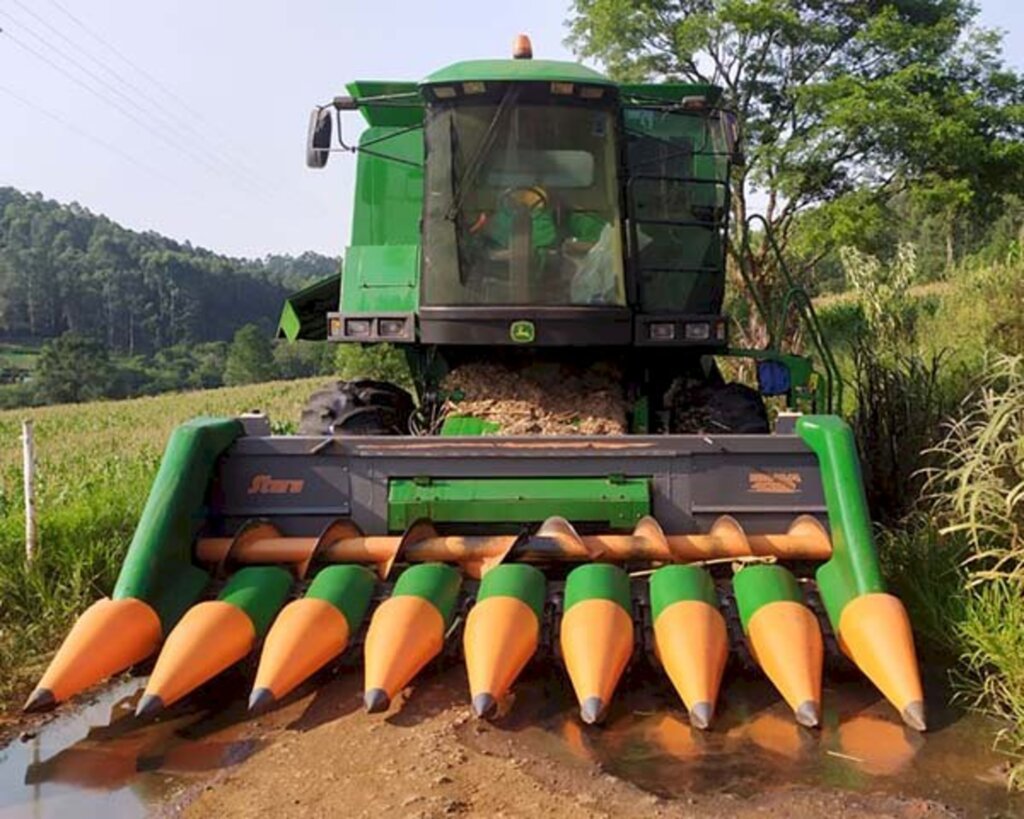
28 35 925 732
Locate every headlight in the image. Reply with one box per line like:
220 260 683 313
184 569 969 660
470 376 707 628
344 319 371 337
684 322 711 341
379 318 407 338
649 322 676 341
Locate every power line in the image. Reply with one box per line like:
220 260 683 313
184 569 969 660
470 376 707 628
0 81 191 194
45 0 211 128
5 0 264 190
0 82 272 243
0 20 265 197
3 2 331 233
37 0 306 200
41 0 334 214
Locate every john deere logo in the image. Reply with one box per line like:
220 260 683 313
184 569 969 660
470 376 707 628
510 320 535 343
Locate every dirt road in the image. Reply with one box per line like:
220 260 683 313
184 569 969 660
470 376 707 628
180 668 961 819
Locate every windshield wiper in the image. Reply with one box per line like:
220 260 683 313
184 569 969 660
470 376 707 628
444 86 519 222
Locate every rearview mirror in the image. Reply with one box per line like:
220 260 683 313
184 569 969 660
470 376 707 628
306 107 333 169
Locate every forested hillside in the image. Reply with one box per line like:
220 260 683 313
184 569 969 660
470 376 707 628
0 187 337 353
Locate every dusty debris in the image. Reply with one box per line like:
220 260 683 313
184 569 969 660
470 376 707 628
441 362 627 435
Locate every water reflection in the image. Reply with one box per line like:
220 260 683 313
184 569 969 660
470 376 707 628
0 670 1020 819
0 678 262 819
505 673 1020 816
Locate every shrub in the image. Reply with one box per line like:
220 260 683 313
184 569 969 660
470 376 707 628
926 355 1024 583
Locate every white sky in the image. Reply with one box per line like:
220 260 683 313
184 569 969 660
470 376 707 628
0 0 1019 259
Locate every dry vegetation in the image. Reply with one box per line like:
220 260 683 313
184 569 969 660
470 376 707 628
442 362 627 435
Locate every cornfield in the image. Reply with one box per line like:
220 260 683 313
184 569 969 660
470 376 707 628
0 378 323 710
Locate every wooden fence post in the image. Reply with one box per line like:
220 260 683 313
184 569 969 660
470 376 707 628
22 419 37 563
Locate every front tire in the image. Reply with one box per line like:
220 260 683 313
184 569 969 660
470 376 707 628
667 381 770 434
298 379 414 436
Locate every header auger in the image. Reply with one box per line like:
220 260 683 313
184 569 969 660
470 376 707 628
28 35 925 735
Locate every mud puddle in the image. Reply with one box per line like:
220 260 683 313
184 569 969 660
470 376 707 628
0 670 267 819
501 671 1023 817
0 666 1020 818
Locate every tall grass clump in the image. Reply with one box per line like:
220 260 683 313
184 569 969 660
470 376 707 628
839 242 966 524
927 355 1024 582
926 354 1024 787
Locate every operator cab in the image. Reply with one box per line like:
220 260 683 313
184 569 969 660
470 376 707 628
422 79 625 308
296 35 741 349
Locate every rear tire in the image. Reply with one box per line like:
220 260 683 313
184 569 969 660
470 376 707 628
667 380 769 434
299 379 414 436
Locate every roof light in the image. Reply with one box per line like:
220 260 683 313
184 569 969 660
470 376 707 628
433 86 457 100
579 86 604 100
462 81 486 95
681 95 708 110
551 82 574 96
513 33 533 60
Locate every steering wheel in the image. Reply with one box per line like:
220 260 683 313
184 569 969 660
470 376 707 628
498 185 549 213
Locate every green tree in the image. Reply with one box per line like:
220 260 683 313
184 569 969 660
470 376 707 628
274 340 333 379
568 0 1024 341
35 332 114 403
335 343 413 391
224 324 277 385
0 186 338 353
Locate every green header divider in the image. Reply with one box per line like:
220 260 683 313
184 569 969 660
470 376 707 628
218 566 293 637
733 564 803 631
113 417 242 632
797 415 887 628
476 564 547 620
393 563 463 624
306 565 378 631
564 564 632 612
649 565 717 621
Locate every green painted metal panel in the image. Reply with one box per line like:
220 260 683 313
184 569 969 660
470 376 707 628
340 244 420 315
276 273 341 341
387 477 650 531
797 415 887 628
392 563 463 624
439 416 501 436
113 417 242 632
306 565 377 632
218 566 292 638
346 81 424 127
619 83 723 105
733 565 803 632
649 565 717 621
423 59 613 87
476 564 546 620
564 564 631 612
349 126 423 248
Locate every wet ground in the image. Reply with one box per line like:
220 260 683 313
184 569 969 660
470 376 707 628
0 666 1020 818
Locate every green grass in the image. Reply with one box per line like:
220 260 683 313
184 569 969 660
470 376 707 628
959 580 1024 789
0 378 324 712
878 522 969 661
0 341 42 368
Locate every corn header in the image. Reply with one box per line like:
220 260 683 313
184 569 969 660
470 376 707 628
28 35 924 733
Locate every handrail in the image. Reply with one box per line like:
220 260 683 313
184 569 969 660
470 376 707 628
738 214 843 413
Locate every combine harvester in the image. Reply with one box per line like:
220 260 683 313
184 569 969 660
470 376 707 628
27 36 925 732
